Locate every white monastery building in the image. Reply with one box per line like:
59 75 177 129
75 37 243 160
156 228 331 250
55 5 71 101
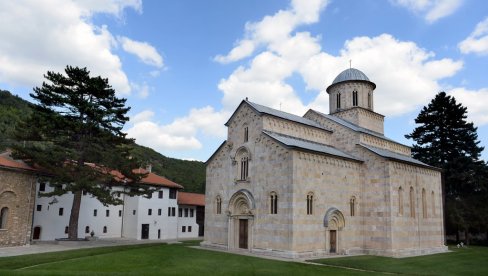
31 170 203 241
203 68 447 258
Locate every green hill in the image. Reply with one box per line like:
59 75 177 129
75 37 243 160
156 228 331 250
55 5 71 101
0 89 206 193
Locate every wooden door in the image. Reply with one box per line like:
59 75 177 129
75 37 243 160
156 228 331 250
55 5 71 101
141 224 149 239
330 230 337 253
33 226 41 240
239 219 248 249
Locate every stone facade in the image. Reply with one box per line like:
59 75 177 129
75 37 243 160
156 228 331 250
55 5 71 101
203 68 447 258
0 161 37 247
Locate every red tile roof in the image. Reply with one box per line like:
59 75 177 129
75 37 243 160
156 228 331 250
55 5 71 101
0 152 38 172
178 192 205 206
134 168 184 189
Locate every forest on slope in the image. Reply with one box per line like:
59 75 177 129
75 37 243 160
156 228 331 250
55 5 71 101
0 89 206 193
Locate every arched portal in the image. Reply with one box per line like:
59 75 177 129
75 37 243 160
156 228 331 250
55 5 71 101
227 189 255 250
33 226 41 240
323 207 345 254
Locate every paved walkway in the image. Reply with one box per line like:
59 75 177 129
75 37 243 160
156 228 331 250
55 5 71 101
0 238 178 258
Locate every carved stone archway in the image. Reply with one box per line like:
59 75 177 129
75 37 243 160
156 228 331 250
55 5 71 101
227 189 255 250
323 207 345 254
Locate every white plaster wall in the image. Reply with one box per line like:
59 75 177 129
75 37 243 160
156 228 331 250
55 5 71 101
177 205 199 238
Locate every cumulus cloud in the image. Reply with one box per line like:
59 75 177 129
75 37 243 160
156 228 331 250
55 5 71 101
0 0 143 94
214 0 329 63
459 17 488 55
448 88 488 126
118 36 164 68
126 107 229 152
391 0 463 23
131 82 151 98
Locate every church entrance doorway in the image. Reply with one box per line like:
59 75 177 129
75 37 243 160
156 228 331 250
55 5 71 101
228 189 255 251
324 207 345 254
33 226 41 240
330 230 337 253
239 219 248 249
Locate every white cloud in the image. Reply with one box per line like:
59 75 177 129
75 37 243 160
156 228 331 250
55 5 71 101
214 0 329 63
391 0 463 23
131 82 151 98
449 88 488 126
0 0 143 95
126 107 229 152
459 17 488 55
74 0 142 16
118 36 164 68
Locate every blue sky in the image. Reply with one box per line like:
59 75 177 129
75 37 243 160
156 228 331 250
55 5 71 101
1 0 488 161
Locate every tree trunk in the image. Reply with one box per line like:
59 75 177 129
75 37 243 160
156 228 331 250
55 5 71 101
456 229 460 243
68 190 82 240
465 228 470 245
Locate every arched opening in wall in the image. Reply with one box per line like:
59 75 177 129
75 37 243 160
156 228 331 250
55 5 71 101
410 187 415 218
368 93 371 108
306 192 314 215
353 91 358 106
85 226 90 234
349 196 356 216
228 189 255 250
215 195 222 214
337 93 341 109
431 191 436 217
33 226 41 240
323 208 345 254
422 188 427 218
398 187 404 216
0 207 8 229
234 147 251 181
270 191 278 214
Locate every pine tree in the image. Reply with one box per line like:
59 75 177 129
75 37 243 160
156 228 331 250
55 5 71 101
13 66 152 240
406 91 487 243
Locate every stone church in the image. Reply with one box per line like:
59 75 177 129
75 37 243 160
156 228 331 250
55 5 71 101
203 68 447 258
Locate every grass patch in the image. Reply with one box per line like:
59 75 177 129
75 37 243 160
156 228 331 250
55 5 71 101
2 242 486 275
0 242 367 276
309 246 488 275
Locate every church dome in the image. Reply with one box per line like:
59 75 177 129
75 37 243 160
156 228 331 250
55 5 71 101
327 68 376 92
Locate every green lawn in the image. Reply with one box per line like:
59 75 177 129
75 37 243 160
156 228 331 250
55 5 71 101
0 241 366 275
0 242 486 275
309 246 488 275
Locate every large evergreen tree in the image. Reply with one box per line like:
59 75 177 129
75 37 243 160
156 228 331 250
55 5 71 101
406 91 487 242
13 66 152 240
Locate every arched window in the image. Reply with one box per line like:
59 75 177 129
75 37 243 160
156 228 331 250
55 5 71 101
368 93 371 108
337 93 341 109
410 187 415 218
244 126 249 142
236 148 250 181
353 91 358 106
85 226 90 234
350 196 356 216
0 207 8 229
270 192 278 214
422 188 427 218
431 191 436 217
398 187 404 215
216 196 222 214
103 226 107 233
306 193 314 215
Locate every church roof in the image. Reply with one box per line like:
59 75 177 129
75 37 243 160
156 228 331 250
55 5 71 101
308 109 408 147
359 144 440 170
327 68 376 92
263 130 362 162
226 100 332 132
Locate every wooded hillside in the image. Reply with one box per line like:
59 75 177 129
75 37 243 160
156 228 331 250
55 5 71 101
0 89 206 193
